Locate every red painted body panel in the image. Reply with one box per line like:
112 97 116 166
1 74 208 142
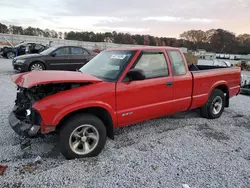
32 82 117 131
116 76 174 126
116 49 174 126
189 67 241 109
11 70 102 88
166 49 193 113
11 47 241 134
172 73 193 113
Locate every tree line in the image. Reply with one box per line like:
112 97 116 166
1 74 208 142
1 22 250 54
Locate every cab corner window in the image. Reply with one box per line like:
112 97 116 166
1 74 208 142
134 52 168 79
167 50 186 76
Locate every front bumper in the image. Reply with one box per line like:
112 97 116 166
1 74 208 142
8 106 41 138
12 63 29 72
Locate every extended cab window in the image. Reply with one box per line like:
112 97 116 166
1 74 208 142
134 52 168 79
167 50 186 75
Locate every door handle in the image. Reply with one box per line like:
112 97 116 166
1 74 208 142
166 82 173 86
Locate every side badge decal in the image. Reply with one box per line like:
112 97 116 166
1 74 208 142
122 112 133 117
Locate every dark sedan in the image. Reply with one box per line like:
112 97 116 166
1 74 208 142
12 45 97 72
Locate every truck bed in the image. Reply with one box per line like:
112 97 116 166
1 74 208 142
188 64 241 109
188 64 228 71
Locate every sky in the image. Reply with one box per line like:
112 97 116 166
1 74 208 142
1 0 250 38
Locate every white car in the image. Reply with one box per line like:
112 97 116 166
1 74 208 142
213 60 232 67
197 59 233 67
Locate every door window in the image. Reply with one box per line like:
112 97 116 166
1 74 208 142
54 47 70 56
134 52 169 79
167 50 186 75
71 47 89 55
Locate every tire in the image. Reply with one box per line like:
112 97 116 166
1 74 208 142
59 114 107 160
6 51 16 59
200 89 225 119
29 62 45 71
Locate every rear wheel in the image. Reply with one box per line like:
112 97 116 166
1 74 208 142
59 114 107 160
200 89 225 119
29 62 45 71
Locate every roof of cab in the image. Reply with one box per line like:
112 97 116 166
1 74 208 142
105 46 180 51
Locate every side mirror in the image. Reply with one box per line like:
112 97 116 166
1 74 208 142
126 68 146 81
51 52 56 57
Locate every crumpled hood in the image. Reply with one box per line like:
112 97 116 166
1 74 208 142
11 70 103 88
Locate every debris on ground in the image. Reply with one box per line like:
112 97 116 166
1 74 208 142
19 162 40 174
20 139 31 150
18 156 43 174
182 184 191 188
0 165 8 176
33 156 42 164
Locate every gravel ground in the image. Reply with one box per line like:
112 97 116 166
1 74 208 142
0 58 250 188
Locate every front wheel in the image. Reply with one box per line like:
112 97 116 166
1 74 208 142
6 51 16 59
200 89 225 119
29 62 45 71
59 114 107 160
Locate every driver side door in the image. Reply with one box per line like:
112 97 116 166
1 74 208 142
116 50 174 127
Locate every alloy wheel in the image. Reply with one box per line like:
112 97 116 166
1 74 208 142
69 124 99 155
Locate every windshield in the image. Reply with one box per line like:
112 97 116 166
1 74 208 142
39 46 57 55
79 50 135 81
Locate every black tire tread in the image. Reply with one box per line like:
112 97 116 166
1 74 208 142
200 89 225 119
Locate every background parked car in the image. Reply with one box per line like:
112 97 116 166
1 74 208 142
197 59 233 67
0 41 47 59
12 45 97 72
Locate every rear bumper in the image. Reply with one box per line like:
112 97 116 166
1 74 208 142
8 106 41 138
240 87 250 95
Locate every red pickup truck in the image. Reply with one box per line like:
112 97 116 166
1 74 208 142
9 47 241 159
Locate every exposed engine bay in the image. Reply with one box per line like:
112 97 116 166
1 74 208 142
11 82 90 137
25 82 89 101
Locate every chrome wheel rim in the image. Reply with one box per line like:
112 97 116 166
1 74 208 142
7 52 15 59
69 124 99 155
212 96 223 115
30 63 43 71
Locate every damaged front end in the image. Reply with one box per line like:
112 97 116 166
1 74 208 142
8 86 43 138
9 82 87 138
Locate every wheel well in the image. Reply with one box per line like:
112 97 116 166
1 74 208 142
56 107 114 140
29 61 46 70
214 85 229 107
